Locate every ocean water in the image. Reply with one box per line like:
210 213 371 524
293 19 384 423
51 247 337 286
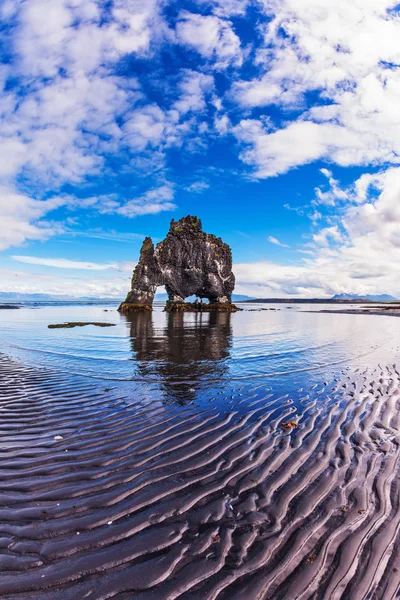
1 301 399 410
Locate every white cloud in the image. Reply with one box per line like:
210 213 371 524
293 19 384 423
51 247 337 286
314 169 348 206
0 267 130 298
115 184 177 218
1 1 164 189
214 114 231 135
0 0 183 245
122 104 168 152
185 181 210 193
12 256 119 271
233 80 283 108
121 70 214 160
234 118 381 178
173 70 214 116
196 0 251 18
0 187 66 251
233 1 400 177
312 225 343 246
176 11 242 68
268 236 289 248
65 230 145 243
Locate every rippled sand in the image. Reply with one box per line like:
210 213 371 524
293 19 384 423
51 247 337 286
1 355 400 599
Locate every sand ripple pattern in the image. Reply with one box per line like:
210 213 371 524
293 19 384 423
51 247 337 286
1 356 400 599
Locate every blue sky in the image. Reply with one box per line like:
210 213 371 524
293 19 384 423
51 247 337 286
1 0 400 298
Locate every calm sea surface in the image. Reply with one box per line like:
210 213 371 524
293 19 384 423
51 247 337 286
1 301 400 410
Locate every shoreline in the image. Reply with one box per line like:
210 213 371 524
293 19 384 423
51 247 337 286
1 354 399 598
310 308 400 317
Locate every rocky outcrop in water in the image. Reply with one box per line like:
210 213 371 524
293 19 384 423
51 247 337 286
119 216 238 312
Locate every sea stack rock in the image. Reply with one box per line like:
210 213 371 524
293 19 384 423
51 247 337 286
119 216 239 312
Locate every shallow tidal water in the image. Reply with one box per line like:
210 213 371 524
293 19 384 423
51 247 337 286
1 302 400 400
1 303 400 599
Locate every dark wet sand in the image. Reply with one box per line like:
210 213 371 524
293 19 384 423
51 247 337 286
1 355 400 599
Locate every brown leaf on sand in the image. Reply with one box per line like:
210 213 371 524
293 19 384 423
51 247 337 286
212 535 221 544
358 509 365 514
306 553 317 563
281 421 297 430
341 506 350 513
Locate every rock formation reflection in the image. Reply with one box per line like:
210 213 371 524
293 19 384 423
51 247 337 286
125 311 233 404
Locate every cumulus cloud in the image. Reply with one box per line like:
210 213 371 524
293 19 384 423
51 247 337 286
176 12 242 68
312 226 343 246
3 0 400 193
0 2 219 249
2 0 163 187
0 188 66 250
115 184 177 218
314 169 348 206
173 70 215 116
233 0 400 176
0 0 175 250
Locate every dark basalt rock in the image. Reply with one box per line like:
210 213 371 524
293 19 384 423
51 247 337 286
163 301 241 313
48 322 116 329
119 216 238 312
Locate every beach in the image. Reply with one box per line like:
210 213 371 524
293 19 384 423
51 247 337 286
1 304 400 598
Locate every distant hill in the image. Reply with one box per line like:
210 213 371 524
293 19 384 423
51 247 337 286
0 292 119 302
332 293 398 302
0 291 255 303
242 296 399 304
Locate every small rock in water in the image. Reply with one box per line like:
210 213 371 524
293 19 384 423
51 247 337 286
54 435 63 440
48 322 115 329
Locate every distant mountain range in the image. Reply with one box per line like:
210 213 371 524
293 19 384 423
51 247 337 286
243 294 400 304
331 293 399 302
0 292 255 303
0 292 119 302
